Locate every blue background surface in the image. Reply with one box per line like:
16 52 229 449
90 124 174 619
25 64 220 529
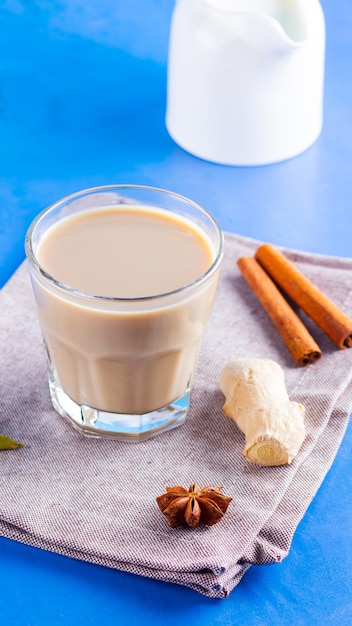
0 1 351 624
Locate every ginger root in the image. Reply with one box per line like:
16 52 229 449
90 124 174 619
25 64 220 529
219 358 305 466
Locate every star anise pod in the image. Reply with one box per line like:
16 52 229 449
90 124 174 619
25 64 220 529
156 483 232 528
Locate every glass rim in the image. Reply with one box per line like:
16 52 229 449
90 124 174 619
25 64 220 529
25 184 224 303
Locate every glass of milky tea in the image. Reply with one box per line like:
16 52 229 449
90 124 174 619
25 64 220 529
25 185 224 441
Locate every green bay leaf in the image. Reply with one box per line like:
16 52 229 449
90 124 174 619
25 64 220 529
0 434 24 450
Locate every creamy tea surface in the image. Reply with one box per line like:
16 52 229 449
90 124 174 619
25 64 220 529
33 205 219 416
37 206 213 298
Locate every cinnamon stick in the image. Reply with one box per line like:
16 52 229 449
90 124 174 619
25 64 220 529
237 256 322 367
255 243 352 349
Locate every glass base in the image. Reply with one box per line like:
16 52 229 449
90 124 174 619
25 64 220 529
48 372 190 442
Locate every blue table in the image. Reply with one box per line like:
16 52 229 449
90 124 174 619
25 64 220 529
1 1 351 624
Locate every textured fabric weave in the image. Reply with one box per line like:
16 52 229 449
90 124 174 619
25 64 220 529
1 233 352 598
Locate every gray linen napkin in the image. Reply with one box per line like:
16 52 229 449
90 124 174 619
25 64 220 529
1 233 352 598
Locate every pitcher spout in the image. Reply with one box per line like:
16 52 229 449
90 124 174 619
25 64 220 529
204 0 316 47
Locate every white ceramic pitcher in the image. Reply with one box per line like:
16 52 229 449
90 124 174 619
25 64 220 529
166 0 325 166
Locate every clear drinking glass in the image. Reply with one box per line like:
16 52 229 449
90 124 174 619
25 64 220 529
25 185 224 441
